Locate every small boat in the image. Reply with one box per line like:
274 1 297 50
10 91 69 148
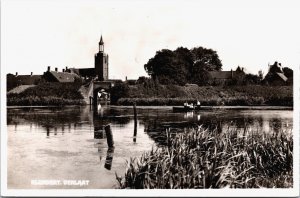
173 105 201 112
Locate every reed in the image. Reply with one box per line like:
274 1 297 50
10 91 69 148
116 126 293 188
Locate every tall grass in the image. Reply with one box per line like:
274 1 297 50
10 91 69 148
116 126 293 188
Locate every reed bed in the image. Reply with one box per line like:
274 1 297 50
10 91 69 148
116 126 293 188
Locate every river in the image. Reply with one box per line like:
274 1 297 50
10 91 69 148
7 105 293 189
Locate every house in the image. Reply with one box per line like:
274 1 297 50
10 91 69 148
208 66 245 85
43 67 81 83
263 62 288 86
7 72 42 91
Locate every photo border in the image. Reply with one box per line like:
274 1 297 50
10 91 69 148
1 0 299 197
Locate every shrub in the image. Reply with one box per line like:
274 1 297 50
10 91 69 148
7 82 84 106
117 85 292 106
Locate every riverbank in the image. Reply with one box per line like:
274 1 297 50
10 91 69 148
117 84 293 106
6 105 293 111
7 83 293 106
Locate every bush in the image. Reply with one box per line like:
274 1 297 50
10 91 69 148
7 82 84 106
117 85 292 106
110 82 130 104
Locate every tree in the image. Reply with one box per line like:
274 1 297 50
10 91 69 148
190 47 222 85
144 48 193 85
144 46 222 86
258 70 264 82
110 82 129 104
283 67 293 79
243 73 261 85
283 67 293 85
191 47 222 71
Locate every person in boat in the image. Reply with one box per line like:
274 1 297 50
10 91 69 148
196 100 201 109
187 103 194 109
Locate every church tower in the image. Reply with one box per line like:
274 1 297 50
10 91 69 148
95 35 109 81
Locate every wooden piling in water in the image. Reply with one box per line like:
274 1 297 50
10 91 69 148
46 127 50 137
105 125 114 148
133 103 137 142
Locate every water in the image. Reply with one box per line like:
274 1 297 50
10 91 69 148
7 106 293 189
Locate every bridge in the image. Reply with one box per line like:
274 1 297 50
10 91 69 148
81 80 116 105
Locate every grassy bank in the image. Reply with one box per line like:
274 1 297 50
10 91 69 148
7 82 293 106
116 126 293 188
7 82 85 106
117 84 293 106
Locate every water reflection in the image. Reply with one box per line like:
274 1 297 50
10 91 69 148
142 110 293 146
133 104 138 143
104 147 115 170
7 107 293 145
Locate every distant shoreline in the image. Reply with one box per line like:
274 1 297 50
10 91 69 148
6 105 293 110
7 83 293 107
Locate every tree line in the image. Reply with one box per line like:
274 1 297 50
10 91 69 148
143 46 293 86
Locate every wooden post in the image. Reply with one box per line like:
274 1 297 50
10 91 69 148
46 127 50 137
104 147 115 170
89 96 93 106
105 125 114 148
133 103 137 142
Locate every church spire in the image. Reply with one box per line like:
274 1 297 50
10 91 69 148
99 35 104 52
99 35 104 45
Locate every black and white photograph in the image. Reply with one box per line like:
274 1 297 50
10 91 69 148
1 0 299 197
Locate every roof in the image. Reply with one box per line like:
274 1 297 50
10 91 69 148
49 71 79 82
208 70 245 79
8 75 42 84
276 72 288 81
99 35 104 45
209 71 233 79
78 68 95 77
68 68 95 77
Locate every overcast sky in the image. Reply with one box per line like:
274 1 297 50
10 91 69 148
2 0 300 80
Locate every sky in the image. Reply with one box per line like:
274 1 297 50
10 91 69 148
1 0 300 80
